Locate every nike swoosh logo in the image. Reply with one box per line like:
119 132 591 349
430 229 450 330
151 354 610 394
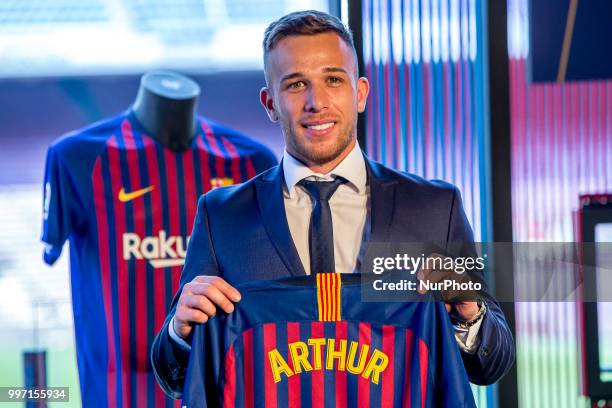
118 186 155 202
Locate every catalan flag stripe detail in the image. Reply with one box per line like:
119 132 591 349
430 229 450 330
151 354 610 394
316 273 341 322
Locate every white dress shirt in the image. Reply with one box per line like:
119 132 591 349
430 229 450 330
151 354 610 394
170 141 482 352
282 142 368 275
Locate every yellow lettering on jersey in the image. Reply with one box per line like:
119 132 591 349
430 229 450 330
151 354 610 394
288 341 312 373
268 349 294 383
361 349 389 385
325 339 347 371
346 342 370 375
269 337 388 384
307 338 326 370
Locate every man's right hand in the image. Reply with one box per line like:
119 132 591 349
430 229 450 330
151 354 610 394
172 276 241 340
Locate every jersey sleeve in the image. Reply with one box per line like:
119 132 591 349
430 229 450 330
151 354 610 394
41 144 77 265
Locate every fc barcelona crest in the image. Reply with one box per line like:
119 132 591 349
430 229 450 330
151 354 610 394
210 177 234 189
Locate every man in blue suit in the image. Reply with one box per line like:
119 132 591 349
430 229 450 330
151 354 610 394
151 10 514 398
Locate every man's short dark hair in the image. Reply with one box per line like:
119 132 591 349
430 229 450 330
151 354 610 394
262 10 357 84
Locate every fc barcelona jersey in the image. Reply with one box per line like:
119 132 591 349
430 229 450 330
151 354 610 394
183 273 476 408
41 111 277 408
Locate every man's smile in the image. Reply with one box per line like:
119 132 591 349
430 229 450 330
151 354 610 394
301 119 338 136
305 122 334 130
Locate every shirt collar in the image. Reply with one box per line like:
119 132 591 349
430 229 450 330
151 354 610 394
282 141 367 198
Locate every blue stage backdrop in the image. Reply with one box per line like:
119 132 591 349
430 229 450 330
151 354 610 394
361 0 493 406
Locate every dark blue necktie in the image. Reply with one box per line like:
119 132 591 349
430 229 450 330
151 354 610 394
299 177 347 275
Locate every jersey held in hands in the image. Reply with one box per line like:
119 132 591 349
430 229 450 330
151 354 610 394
183 273 476 408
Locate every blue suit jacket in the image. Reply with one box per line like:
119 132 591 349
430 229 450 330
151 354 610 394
151 156 515 399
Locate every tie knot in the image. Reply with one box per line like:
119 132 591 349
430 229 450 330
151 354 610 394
299 177 347 201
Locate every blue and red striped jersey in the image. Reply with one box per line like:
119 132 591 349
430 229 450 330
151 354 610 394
41 111 277 408
183 273 476 408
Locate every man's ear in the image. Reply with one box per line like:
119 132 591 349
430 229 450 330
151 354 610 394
356 77 370 113
260 87 278 122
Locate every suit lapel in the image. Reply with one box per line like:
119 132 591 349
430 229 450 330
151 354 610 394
254 164 307 277
253 156 396 276
365 157 397 246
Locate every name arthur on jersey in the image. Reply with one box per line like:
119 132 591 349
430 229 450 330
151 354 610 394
268 337 389 384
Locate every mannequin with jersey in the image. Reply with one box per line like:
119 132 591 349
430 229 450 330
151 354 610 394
41 70 277 407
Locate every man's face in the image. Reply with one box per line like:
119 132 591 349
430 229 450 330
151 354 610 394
261 32 369 169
